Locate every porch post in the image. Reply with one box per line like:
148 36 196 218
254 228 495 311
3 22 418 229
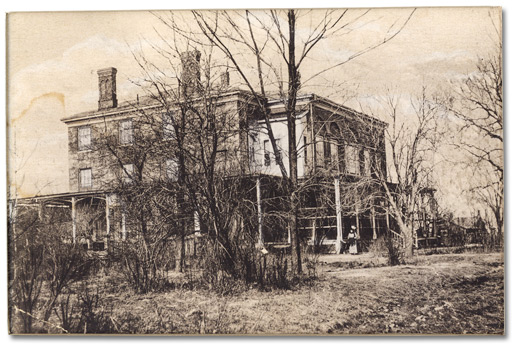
386 208 390 235
311 218 317 244
121 207 126 240
71 197 76 244
38 201 43 220
256 177 263 245
371 205 377 240
194 210 201 234
121 202 127 241
355 201 360 238
334 176 343 254
105 194 110 251
105 194 110 236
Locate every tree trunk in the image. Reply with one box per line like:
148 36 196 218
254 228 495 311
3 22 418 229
287 10 302 274
401 224 414 260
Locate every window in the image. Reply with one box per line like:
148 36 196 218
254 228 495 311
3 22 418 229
249 145 256 166
345 145 359 175
263 140 270 166
275 138 282 162
166 159 178 181
79 168 92 189
338 143 345 172
120 119 133 145
330 123 341 138
324 140 331 164
316 137 324 167
162 113 176 140
217 149 228 166
374 152 383 176
78 126 91 151
123 164 134 184
363 149 371 176
330 142 338 170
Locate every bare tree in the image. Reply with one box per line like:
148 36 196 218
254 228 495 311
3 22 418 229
447 44 503 242
369 88 444 260
96 42 277 288
9 203 93 333
159 8 416 273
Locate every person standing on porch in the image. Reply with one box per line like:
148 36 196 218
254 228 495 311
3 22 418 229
347 225 358 254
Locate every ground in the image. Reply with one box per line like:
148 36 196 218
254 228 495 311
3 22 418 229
98 251 504 335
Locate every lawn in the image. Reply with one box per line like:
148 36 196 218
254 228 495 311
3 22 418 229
98 251 504 335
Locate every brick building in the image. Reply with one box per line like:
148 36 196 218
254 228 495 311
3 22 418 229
12 50 438 254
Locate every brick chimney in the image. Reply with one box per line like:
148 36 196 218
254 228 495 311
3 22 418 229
97 67 118 110
220 71 230 88
180 50 201 95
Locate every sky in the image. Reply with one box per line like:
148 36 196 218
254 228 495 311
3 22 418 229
6 7 501 216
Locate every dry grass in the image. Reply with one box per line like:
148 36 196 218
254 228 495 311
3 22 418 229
95 251 504 335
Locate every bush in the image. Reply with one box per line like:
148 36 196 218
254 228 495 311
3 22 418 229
367 235 404 266
9 205 97 333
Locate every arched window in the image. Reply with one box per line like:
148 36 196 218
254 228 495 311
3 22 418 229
330 122 341 139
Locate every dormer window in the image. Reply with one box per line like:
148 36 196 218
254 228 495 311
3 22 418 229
78 126 91 151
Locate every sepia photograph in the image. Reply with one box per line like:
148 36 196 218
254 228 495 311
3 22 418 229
6 5 504 335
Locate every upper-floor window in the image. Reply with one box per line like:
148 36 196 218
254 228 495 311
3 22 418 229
162 113 176 140
363 149 371 176
79 168 92 189
263 140 270 166
324 140 331 165
120 119 133 145
123 164 134 184
338 142 345 172
166 159 178 181
345 145 359 175
275 138 282 162
78 126 91 151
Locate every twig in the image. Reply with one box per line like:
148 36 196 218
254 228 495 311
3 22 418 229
14 306 69 333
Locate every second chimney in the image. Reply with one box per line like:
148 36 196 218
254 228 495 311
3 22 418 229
220 71 230 88
97 67 118 110
180 50 201 95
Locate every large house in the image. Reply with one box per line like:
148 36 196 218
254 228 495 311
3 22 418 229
12 51 438 254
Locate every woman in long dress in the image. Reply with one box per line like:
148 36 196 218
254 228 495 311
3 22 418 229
347 225 358 254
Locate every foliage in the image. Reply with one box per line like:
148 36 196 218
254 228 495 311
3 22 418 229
9 205 96 333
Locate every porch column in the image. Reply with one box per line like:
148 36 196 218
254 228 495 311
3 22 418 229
105 194 110 236
71 197 76 244
121 199 127 241
311 218 317 244
371 205 377 240
37 201 43 220
194 210 201 234
355 202 360 238
105 194 110 251
386 208 391 235
256 177 263 245
334 177 343 254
